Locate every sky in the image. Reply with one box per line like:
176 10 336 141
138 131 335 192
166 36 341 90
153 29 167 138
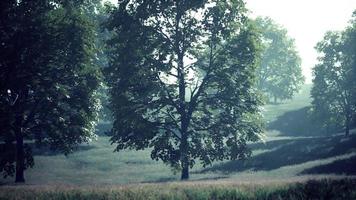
107 0 356 83
246 0 356 83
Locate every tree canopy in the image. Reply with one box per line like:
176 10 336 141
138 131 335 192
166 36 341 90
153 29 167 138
0 0 100 182
105 0 263 179
254 17 304 103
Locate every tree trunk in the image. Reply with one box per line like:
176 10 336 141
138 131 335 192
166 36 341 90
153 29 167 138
15 126 25 183
181 163 189 180
345 115 350 136
274 96 277 104
175 4 190 180
180 133 189 180
344 107 352 137
180 152 189 180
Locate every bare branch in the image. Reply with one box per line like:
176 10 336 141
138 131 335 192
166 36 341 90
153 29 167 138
166 71 178 78
164 110 181 131
156 74 180 112
159 125 181 140
152 17 175 49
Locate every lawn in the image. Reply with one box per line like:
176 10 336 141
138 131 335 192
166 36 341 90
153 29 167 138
1 84 355 186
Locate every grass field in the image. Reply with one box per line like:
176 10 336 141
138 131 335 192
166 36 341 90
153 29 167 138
1 84 356 198
1 179 356 199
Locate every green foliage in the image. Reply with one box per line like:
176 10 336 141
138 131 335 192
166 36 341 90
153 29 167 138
105 0 263 179
311 12 356 135
0 1 100 181
347 11 356 128
254 17 304 102
86 1 114 123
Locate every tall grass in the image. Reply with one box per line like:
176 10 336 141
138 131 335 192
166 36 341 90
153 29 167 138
1 179 355 200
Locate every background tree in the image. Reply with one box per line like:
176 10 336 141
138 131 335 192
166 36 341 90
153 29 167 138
254 17 304 103
105 0 263 180
311 13 356 136
0 0 100 182
344 11 356 129
87 1 113 124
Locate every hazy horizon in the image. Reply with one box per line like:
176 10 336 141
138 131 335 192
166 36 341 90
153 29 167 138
246 0 355 83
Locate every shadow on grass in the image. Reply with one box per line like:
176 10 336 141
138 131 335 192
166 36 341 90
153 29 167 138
267 107 340 136
199 135 356 173
301 155 356 175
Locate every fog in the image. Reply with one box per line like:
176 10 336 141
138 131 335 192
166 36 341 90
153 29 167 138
247 0 356 83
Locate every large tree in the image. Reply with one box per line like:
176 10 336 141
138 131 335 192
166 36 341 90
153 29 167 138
311 13 356 136
105 0 263 180
0 1 100 182
254 17 304 103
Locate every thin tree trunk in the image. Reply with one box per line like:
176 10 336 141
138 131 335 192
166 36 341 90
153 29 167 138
345 115 350 136
15 126 25 183
344 106 352 136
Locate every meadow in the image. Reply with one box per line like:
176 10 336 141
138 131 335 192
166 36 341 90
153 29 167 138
1 179 356 199
1 84 355 199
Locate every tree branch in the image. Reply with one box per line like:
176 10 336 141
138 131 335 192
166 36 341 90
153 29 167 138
156 74 180 112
